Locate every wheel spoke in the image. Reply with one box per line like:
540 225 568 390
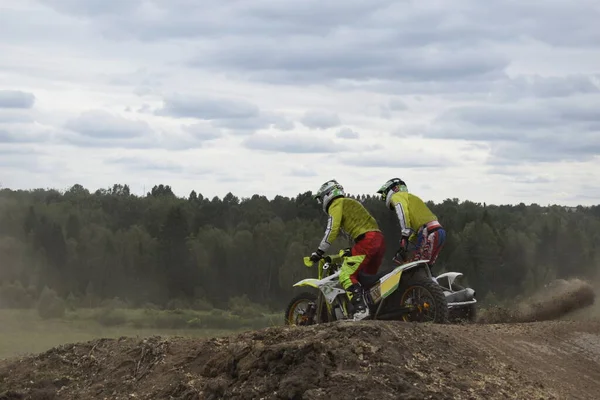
400 285 438 323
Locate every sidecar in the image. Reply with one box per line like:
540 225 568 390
434 272 477 323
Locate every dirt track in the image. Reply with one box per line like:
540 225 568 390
1 318 600 400
1 278 599 400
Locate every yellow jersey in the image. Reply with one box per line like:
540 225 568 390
388 191 438 240
318 197 380 253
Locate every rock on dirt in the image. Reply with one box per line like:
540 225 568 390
2 318 600 400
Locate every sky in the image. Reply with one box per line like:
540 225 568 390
1 0 599 206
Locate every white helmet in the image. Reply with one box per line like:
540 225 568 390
313 179 345 213
376 177 407 207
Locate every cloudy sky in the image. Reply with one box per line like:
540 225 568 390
1 0 599 206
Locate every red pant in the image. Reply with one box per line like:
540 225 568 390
349 231 386 285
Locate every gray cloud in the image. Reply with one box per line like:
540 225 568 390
0 154 41 171
39 1 395 40
39 1 517 86
380 108 392 120
435 97 600 130
4 0 597 207
0 123 53 144
0 144 49 173
37 0 600 102
155 94 292 134
39 0 139 17
338 152 456 169
300 111 341 129
493 75 600 99
0 110 34 123
242 133 348 153
211 112 292 134
102 68 166 96
514 175 554 184
106 156 185 173
388 98 408 111
488 137 600 164
60 110 159 148
380 98 409 119
0 90 35 109
336 127 359 139
65 110 150 139
156 94 260 120
182 123 222 141
337 74 600 99
414 96 600 164
486 166 556 184
0 144 43 156
568 184 600 201
104 156 214 179
0 128 28 144
30 110 231 150
289 166 318 177
45 1 600 48
192 45 508 86
273 118 295 131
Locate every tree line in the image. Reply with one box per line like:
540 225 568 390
1 183 599 311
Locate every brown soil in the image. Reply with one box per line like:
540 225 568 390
2 319 600 400
1 278 599 400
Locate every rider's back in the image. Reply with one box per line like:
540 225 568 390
329 197 380 239
389 191 437 229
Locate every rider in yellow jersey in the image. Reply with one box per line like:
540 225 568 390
376 178 446 269
310 179 386 321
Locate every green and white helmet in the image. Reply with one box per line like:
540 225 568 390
313 179 345 213
376 177 407 205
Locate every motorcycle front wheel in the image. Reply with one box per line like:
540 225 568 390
284 292 330 326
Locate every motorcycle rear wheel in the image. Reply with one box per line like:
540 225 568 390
399 279 449 324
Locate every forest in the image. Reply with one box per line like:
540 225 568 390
1 183 599 322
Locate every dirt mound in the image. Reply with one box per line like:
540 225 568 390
478 278 596 324
2 320 600 399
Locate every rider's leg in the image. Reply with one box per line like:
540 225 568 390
411 226 427 261
426 228 446 266
339 231 386 321
338 254 368 320
412 227 446 267
338 254 366 290
354 231 386 276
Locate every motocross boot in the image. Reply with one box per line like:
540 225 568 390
348 284 370 321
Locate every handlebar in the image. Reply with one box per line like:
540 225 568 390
303 244 412 278
302 248 351 270
302 254 341 268
303 246 411 267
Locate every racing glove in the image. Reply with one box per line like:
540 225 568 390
394 235 410 264
399 235 409 251
309 249 324 263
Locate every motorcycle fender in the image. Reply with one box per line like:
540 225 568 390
293 278 320 289
436 272 463 287
369 268 404 304
380 268 403 299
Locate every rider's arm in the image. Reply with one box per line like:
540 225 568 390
317 200 342 253
390 192 412 238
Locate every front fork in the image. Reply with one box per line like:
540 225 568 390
302 293 328 325
305 293 353 324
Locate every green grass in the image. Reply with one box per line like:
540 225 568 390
0 308 283 360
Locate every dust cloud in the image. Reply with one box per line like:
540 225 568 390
478 278 596 324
